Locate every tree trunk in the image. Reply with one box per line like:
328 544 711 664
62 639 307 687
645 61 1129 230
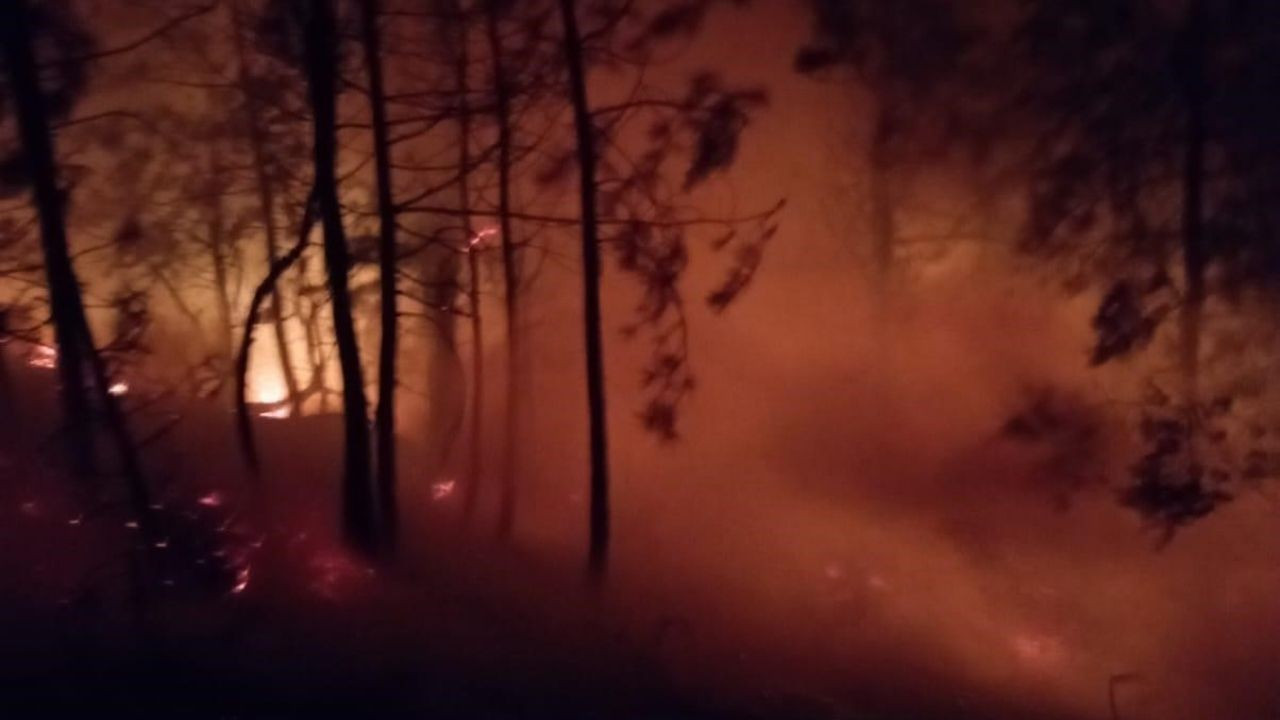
0 0 94 478
359 0 401 552
304 0 377 554
463 241 484 515
558 0 611 581
0 0 154 533
452 4 486 522
232 0 303 417
206 151 237 378
487 0 521 541
420 251 463 494
295 251 328 407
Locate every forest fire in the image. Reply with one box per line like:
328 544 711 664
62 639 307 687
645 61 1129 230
2 0 1280 718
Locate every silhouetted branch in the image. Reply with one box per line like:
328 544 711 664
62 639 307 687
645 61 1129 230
234 187 317 474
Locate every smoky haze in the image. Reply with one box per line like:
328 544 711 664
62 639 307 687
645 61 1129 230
1 1 1278 719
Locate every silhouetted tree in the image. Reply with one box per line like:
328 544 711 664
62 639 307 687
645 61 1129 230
557 0 610 579
301 0 377 552
1002 0 1223 533
358 0 401 551
487 0 523 540
232 0 305 417
555 0 778 578
959 0 1280 537
1 0 98 477
0 0 156 531
796 0 981 291
236 190 317 472
448 0 486 522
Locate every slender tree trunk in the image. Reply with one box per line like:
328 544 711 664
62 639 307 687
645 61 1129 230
360 0 400 552
300 276 330 412
232 0 303 417
419 242 462 487
206 151 237 376
1178 0 1207 411
1 1 94 477
304 0 377 553
558 0 610 581
1 0 154 533
453 5 486 522
487 0 521 540
235 193 316 472
463 241 484 513
81 310 155 535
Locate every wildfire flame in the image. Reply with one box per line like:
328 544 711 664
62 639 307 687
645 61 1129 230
247 362 293 418
108 381 129 396
258 404 291 419
249 371 287 405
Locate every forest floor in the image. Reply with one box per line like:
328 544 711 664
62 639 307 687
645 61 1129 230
0 349 1092 719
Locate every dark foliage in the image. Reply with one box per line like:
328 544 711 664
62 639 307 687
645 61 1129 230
1122 412 1232 545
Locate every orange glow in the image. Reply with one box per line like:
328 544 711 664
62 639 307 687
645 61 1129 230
248 368 288 405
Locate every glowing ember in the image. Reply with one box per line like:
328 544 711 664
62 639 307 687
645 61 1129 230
866 573 889 590
1010 632 1065 666
469 226 498 249
309 551 375 600
258 404 291 419
28 345 56 369
231 566 251 594
107 381 129 396
824 561 846 580
430 478 456 501
198 491 225 508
